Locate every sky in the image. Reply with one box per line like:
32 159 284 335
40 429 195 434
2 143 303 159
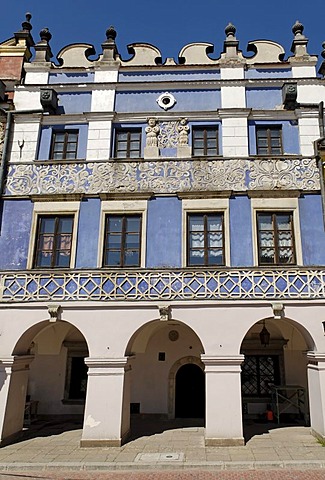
2 0 325 67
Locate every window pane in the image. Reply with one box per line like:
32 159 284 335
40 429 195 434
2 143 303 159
258 215 272 230
189 216 204 231
67 133 78 142
208 250 223 265
58 217 73 233
36 251 52 268
117 132 128 141
190 232 204 248
108 217 122 232
105 250 121 266
124 250 139 266
126 216 140 232
40 218 55 233
125 233 139 249
54 133 65 142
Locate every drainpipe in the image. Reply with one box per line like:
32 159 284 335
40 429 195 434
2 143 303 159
0 108 43 231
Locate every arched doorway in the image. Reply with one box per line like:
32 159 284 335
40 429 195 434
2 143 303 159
175 363 205 418
240 317 313 440
2 320 89 444
124 319 205 438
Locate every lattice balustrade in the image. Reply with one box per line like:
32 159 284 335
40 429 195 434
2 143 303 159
0 268 324 302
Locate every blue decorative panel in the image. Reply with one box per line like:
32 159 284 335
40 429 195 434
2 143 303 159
248 120 300 155
37 124 89 160
49 72 95 84
146 197 182 268
118 70 221 82
75 198 101 268
57 92 91 114
299 194 325 265
230 196 253 266
246 88 282 109
1 268 324 302
245 69 292 79
0 200 33 270
115 90 221 113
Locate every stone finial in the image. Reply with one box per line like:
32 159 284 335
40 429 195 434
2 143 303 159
106 25 117 41
292 20 304 37
22 12 33 32
225 22 236 38
101 24 119 62
33 27 53 63
291 20 309 57
223 22 240 59
39 27 52 43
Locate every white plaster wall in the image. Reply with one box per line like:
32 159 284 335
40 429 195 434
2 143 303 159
220 67 245 80
297 85 325 105
222 117 248 156
291 66 317 79
13 90 42 110
9 121 40 162
86 121 112 159
130 323 202 414
24 71 50 85
298 116 320 156
221 87 246 109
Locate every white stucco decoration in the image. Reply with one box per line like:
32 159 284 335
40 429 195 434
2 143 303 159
56 43 96 68
121 43 162 66
156 92 176 110
246 40 285 64
178 43 217 65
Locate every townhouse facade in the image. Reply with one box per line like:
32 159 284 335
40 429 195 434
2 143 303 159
0 16 325 447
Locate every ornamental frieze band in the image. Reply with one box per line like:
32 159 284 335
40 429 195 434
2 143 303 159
5 157 320 196
0 268 324 302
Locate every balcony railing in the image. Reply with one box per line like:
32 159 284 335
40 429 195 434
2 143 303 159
0 268 324 303
5 156 319 196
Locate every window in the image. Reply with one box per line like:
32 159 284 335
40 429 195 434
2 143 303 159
187 213 224 266
256 127 282 155
257 212 295 265
192 127 218 156
241 355 280 397
34 215 74 268
103 214 141 267
114 129 141 158
50 130 78 160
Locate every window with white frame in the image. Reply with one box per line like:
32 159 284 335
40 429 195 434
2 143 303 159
257 212 296 265
28 202 80 270
187 213 225 266
251 197 302 267
182 199 230 267
98 200 147 268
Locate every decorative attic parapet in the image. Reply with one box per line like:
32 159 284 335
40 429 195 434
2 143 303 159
245 40 285 64
56 43 97 68
178 43 216 65
121 43 162 66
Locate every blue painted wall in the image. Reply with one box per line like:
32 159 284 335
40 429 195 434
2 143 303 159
245 68 292 79
229 196 253 266
38 124 89 160
299 194 325 265
57 92 92 114
248 120 300 155
115 90 221 113
0 200 33 269
146 197 182 268
49 72 95 84
75 198 101 268
119 70 221 82
246 87 282 109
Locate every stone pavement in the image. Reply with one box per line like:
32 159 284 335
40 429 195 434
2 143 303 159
0 417 325 472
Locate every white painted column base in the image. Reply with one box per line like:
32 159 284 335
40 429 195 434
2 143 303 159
80 357 130 447
0 356 33 446
202 354 244 446
307 352 325 442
